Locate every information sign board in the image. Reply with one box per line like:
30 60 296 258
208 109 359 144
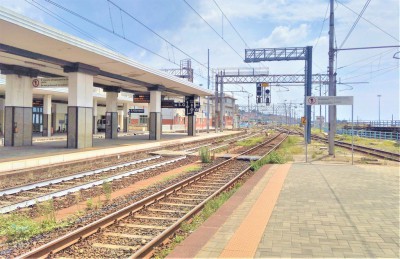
32 77 68 88
174 102 185 108
306 96 353 105
161 100 175 108
133 94 150 103
129 109 144 114
185 96 195 116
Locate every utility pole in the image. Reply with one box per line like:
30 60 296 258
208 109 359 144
215 73 218 133
247 94 250 113
207 49 210 133
319 76 322 132
377 94 381 124
220 73 224 131
328 0 336 156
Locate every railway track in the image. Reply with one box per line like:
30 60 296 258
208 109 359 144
0 156 182 214
0 132 248 190
282 128 400 162
312 135 400 162
19 133 287 258
0 131 262 214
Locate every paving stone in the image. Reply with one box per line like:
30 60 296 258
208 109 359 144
256 163 399 258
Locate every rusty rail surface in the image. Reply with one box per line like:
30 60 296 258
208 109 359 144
20 133 286 258
281 128 399 162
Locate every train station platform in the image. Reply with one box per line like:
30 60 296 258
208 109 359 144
169 161 399 258
0 130 240 173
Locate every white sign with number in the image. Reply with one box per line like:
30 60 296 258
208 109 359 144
306 96 353 105
32 77 68 88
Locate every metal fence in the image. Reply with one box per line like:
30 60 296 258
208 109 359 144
340 120 400 127
337 129 400 141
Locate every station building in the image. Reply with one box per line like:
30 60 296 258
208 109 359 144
0 77 239 138
0 7 240 147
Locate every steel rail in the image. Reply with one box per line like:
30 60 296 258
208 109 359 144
20 133 285 258
0 156 161 197
132 133 287 258
311 135 400 162
284 128 399 162
0 156 185 214
1 132 254 214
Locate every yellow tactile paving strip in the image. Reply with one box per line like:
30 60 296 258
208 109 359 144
218 163 291 258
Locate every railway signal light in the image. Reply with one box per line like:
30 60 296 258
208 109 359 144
256 85 262 96
256 82 271 104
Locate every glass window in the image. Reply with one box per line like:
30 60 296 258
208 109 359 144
139 115 148 124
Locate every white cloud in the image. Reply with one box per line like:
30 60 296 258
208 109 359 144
256 24 310 48
0 0 45 22
0 0 398 119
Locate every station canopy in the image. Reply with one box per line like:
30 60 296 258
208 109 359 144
0 7 212 97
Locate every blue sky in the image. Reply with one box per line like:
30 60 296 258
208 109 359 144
1 0 399 121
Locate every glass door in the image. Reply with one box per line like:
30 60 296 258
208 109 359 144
32 106 43 133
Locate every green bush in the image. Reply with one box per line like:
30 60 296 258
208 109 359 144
251 151 286 171
0 211 64 242
237 136 264 147
199 147 211 163
37 199 56 225
102 181 113 201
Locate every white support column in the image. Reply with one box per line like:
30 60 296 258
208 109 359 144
123 103 129 133
93 99 98 134
105 91 119 139
42 94 52 137
149 90 161 140
4 74 34 146
67 72 94 149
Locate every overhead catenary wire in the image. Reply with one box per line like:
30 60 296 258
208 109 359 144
111 0 266 100
336 0 399 43
119 7 125 38
181 0 251 68
337 48 393 69
341 64 399 81
41 0 209 81
106 0 208 71
340 55 396 77
212 0 249 49
339 0 371 49
27 0 119 53
211 0 270 72
106 0 115 33
314 2 330 49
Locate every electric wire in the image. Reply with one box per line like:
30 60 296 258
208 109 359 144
119 7 125 38
41 0 209 81
111 0 261 95
106 0 208 70
27 0 119 53
339 50 395 76
212 0 249 48
181 0 251 67
210 0 271 72
341 64 399 81
314 2 329 49
106 0 115 33
337 48 393 69
339 0 371 49
336 0 399 43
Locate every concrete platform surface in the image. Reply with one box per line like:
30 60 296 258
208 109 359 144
0 131 240 173
169 162 399 258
